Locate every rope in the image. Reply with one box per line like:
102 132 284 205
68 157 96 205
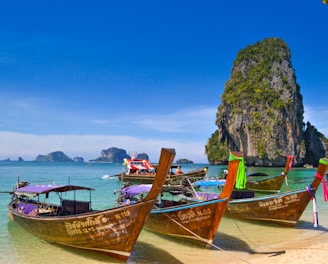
152 205 252 263
186 177 200 200
284 172 290 191
225 207 286 256
153 205 222 249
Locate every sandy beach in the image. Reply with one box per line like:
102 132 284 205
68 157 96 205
211 208 328 264
248 238 328 264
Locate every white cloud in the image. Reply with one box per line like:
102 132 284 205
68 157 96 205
0 100 217 163
2 104 325 164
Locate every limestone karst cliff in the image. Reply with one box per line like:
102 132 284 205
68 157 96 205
206 38 326 166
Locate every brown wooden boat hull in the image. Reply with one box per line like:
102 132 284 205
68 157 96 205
9 199 156 261
245 173 286 192
226 189 313 226
144 154 242 245
145 198 229 246
7 148 177 261
244 156 293 192
226 156 328 227
117 169 206 185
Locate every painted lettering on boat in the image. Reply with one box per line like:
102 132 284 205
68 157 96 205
115 210 131 220
64 210 131 236
177 208 211 223
258 194 300 211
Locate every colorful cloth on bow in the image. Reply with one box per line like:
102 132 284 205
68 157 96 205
317 158 328 202
229 152 246 189
287 155 294 171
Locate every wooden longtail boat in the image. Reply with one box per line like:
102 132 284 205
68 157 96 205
244 155 294 192
193 155 294 193
116 166 206 185
226 157 328 227
142 151 242 246
7 148 176 261
111 158 206 185
244 173 286 192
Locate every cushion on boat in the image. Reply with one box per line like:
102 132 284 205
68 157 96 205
18 203 38 215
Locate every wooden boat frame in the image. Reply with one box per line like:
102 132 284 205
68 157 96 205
193 155 294 193
226 157 328 227
8 148 176 261
117 167 206 185
243 155 294 192
143 151 242 246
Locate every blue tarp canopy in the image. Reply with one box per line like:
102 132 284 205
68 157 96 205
193 179 226 187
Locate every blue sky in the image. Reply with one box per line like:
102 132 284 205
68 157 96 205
0 1 327 163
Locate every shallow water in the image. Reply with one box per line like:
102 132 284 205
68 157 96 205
0 162 327 264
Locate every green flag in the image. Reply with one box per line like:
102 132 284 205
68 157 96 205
229 152 246 189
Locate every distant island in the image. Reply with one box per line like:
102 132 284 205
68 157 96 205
1 147 194 164
34 151 83 163
175 159 194 164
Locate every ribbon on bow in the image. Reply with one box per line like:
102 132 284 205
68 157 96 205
315 172 328 202
287 155 293 171
306 185 318 227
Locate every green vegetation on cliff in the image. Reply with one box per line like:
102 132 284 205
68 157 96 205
207 38 304 164
207 38 326 166
205 130 229 163
222 38 302 112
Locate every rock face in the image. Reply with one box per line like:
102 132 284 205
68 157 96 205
302 122 326 166
176 159 194 164
209 38 325 166
73 157 84 163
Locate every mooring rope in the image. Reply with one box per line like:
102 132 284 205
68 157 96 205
186 177 200 200
153 204 252 264
225 207 286 257
153 204 223 250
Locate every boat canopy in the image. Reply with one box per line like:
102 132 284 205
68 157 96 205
193 179 226 187
15 184 94 196
120 184 152 197
124 158 154 171
120 184 193 197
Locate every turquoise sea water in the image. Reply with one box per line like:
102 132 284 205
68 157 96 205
0 162 327 264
